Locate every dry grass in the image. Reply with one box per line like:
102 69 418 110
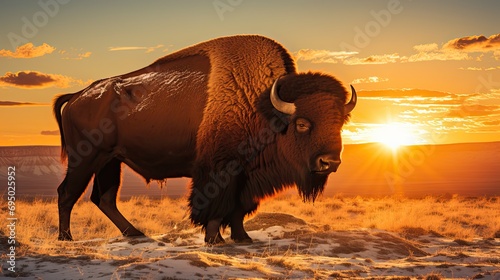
266 194 499 239
1 194 498 257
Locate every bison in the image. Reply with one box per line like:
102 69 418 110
54 35 356 244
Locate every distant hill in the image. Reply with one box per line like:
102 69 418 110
1 142 498 199
0 146 188 199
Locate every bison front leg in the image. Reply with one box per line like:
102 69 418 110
229 207 253 243
189 158 242 244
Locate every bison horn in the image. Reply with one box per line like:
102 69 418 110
270 78 296 115
345 85 357 114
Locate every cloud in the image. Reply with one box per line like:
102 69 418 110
78 52 92 58
295 34 500 67
413 43 439 52
109 44 165 53
494 50 500 60
352 76 389 84
361 89 451 98
404 33 500 63
459 66 499 71
0 43 55 58
41 130 59 135
447 104 500 117
405 50 471 62
0 71 86 89
482 120 500 126
59 50 92 60
344 53 400 65
0 101 43 106
443 33 500 52
295 49 357 63
294 49 404 65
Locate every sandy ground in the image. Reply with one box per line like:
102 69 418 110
3 213 499 279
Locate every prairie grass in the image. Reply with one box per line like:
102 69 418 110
260 194 499 239
1 194 498 257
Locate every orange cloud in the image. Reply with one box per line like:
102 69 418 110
296 34 500 66
362 89 452 98
443 33 500 52
59 50 92 60
79 52 92 58
405 50 471 62
0 71 86 89
459 66 499 71
295 49 357 63
483 120 500 126
344 53 400 65
412 43 439 52
447 104 500 117
58 48 92 60
494 50 500 60
0 43 55 58
109 44 165 53
352 76 389 84
403 34 500 63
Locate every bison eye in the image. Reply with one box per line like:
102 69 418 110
295 118 311 133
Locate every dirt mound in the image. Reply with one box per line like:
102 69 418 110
244 212 308 231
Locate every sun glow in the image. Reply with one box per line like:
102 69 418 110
370 122 422 150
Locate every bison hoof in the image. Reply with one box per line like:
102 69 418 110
233 237 253 244
205 234 225 245
122 229 145 237
231 232 252 244
58 233 73 241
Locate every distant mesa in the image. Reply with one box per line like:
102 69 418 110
0 146 187 198
0 143 498 198
0 101 42 106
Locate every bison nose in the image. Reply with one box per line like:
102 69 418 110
315 155 341 173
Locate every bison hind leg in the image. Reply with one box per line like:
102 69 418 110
58 162 95 241
91 158 144 237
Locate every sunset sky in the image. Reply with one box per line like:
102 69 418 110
1 0 499 146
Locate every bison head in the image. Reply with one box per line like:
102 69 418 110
266 72 356 201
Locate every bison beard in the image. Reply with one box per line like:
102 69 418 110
297 173 328 202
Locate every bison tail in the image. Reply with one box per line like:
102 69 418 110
53 93 74 162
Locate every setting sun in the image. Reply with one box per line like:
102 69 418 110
370 122 422 149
